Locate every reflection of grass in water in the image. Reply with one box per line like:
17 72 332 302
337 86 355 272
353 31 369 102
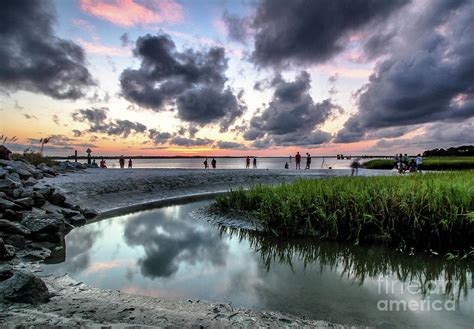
220 226 474 302
214 172 474 255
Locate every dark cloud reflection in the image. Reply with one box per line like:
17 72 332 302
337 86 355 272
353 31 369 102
123 206 229 278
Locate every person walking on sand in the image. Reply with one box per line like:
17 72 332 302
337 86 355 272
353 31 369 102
351 157 360 176
305 153 311 170
203 158 208 169
211 158 217 169
246 156 250 169
128 158 133 168
253 157 257 169
295 152 301 170
119 155 125 169
416 154 423 173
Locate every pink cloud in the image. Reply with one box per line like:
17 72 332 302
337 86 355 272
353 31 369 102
79 0 184 27
79 39 130 56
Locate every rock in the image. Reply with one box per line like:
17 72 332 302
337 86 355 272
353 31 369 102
0 265 13 281
33 185 52 197
69 214 86 226
41 203 64 215
21 244 52 261
23 177 38 187
1 234 25 249
0 219 31 235
0 178 22 193
0 198 21 211
49 192 66 206
61 208 81 219
37 163 56 176
10 188 23 199
20 187 33 198
0 168 7 179
14 197 34 210
82 208 98 219
31 169 44 180
0 270 50 303
33 196 46 208
2 209 23 221
21 214 65 242
16 168 32 180
7 172 21 183
0 238 15 260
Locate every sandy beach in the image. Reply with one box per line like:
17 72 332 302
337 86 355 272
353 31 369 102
1 168 392 328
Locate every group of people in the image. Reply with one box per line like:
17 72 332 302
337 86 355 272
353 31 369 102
203 158 217 169
286 152 312 170
96 156 133 169
245 156 258 169
394 154 423 173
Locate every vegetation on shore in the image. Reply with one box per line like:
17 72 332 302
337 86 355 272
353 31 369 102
12 151 58 167
363 156 474 170
214 172 474 255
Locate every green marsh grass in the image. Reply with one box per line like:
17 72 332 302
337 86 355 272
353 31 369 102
363 156 474 170
214 171 474 254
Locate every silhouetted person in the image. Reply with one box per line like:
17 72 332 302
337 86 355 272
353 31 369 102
100 159 107 168
284 162 289 169
203 158 208 169
128 158 133 168
351 157 360 176
305 153 311 170
246 156 250 169
253 157 257 169
295 152 301 170
211 158 216 169
119 155 125 169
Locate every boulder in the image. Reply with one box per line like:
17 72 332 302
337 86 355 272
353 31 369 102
0 238 15 260
61 208 81 219
2 209 23 222
1 234 25 249
82 208 98 219
0 168 7 179
0 219 31 235
0 270 50 303
0 178 22 193
37 163 56 176
23 177 38 187
49 192 66 206
20 187 33 198
10 188 23 199
33 185 52 197
0 198 20 211
69 214 86 226
41 203 64 215
14 197 34 210
16 168 32 180
21 214 65 242
7 172 21 183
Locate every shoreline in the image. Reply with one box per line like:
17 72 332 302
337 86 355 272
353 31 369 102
1 168 392 327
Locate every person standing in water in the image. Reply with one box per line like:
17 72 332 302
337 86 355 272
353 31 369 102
128 158 133 168
295 152 301 170
351 157 360 176
305 153 311 170
119 155 125 168
203 158 208 169
253 157 257 169
211 158 217 169
245 156 250 169
416 154 423 173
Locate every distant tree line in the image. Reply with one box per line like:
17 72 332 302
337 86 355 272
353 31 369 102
423 145 474 157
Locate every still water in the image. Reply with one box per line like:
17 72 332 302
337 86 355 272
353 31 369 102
44 200 474 328
87 157 352 170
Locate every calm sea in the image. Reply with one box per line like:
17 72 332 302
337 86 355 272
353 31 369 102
64 157 354 170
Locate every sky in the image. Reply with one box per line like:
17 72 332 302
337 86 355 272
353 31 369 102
1 0 473 157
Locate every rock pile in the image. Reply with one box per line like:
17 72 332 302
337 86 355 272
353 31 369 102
0 159 97 263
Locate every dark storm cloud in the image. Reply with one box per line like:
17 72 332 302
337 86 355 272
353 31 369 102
120 33 245 130
215 141 246 149
244 71 341 147
0 0 95 99
222 11 250 44
123 208 228 278
169 136 213 147
72 107 147 138
251 0 409 67
148 129 171 144
335 0 474 143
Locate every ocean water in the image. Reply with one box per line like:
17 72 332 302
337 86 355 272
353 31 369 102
88 157 353 170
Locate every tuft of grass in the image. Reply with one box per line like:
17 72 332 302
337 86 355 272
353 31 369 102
12 151 58 167
214 171 474 254
363 156 474 170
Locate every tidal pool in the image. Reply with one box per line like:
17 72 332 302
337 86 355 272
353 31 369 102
44 200 474 328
